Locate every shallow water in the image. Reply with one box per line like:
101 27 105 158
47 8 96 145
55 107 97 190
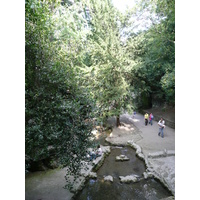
97 146 146 177
74 147 172 200
26 131 173 200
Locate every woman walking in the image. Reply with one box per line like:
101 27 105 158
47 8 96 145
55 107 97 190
158 117 165 138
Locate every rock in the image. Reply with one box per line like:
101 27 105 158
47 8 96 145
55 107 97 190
119 175 139 183
127 141 143 155
102 146 111 154
148 149 175 159
91 129 98 135
48 160 60 169
143 172 154 179
148 151 166 158
104 175 113 182
88 172 97 178
137 153 145 160
116 154 130 161
143 172 148 179
167 150 175 156
160 196 175 200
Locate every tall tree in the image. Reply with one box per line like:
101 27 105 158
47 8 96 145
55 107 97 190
126 0 175 107
82 0 134 126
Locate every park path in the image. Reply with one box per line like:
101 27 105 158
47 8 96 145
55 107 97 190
106 112 175 154
127 113 175 155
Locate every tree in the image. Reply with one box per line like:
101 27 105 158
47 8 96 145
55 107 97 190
25 0 95 174
82 0 134 126
125 0 175 107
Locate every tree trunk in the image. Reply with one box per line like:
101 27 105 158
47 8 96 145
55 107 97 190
116 115 120 127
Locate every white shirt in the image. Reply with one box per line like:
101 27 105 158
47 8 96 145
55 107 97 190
96 148 102 156
158 120 165 128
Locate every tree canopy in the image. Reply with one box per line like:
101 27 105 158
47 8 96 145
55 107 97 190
25 0 175 179
25 0 96 174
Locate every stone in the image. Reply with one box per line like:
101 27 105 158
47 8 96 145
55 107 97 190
148 151 166 158
167 150 175 156
119 175 139 183
116 154 130 161
102 146 111 154
104 175 113 182
143 172 154 179
88 172 97 178
127 141 142 154
143 172 148 179
137 153 145 160
160 197 175 200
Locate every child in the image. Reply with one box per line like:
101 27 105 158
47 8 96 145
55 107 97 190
144 113 149 126
149 113 154 125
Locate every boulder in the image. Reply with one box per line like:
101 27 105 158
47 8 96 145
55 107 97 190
116 154 130 161
119 175 139 183
88 172 97 178
143 172 155 179
104 175 113 182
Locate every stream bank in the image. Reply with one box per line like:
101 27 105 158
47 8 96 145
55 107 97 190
105 113 175 196
74 146 173 200
25 112 175 199
25 145 111 200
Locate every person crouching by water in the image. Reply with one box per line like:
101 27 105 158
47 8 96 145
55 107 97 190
144 113 149 126
89 149 96 161
89 145 102 161
96 145 102 157
158 118 165 138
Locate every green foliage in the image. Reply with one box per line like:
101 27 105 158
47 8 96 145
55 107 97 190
126 0 175 107
82 0 135 124
25 0 95 174
25 0 175 183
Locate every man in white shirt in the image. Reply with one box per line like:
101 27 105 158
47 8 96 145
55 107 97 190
96 145 102 157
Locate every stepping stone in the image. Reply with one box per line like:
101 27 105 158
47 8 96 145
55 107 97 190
116 154 130 161
104 175 113 182
119 175 139 183
88 172 97 178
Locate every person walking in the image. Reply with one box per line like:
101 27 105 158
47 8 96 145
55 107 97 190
133 111 136 118
149 113 154 125
144 113 149 126
158 117 165 138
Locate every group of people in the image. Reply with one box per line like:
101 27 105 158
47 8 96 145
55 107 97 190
87 144 102 161
144 113 154 126
144 112 166 138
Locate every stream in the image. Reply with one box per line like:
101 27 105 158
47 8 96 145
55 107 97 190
73 146 172 200
26 130 173 200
